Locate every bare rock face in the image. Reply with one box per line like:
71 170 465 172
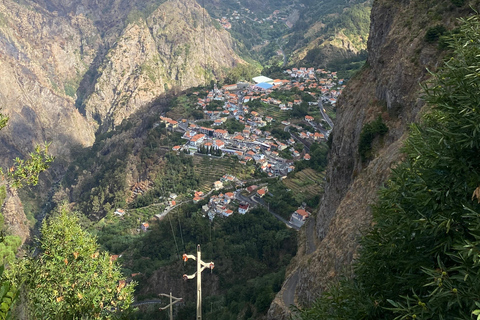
0 0 97 165
268 0 478 318
1 186 30 244
83 0 241 130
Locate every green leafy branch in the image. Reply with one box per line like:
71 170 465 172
0 143 54 189
0 114 7 131
0 265 16 320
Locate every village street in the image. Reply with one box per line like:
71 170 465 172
234 189 300 230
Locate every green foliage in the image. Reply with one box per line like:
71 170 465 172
0 110 54 318
271 128 290 141
425 24 447 42
264 181 301 219
1 143 54 189
0 186 6 209
291 102 309 118
300 14 480 320
0 265 17 320
26 209 135 319
358 116 388 161
206 100 224 111
295 142 329 172
222 118 245 134
65 134 134 218
0 236 21 265
0 112 7 131
110 207 296 318
224 64 258 84
131 152 200 209
64 83 77 98
451 0 465 7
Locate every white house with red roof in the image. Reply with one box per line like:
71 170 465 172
290 208 310 227
238 203 250 214
189 133 206 146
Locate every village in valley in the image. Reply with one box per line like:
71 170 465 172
138 67 343 229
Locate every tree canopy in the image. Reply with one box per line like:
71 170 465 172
25 209 135 319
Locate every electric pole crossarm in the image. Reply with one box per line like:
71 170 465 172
183 253 196 261
159 292 182 320
182 244 215 320
183 272 197 280
199 260 214 269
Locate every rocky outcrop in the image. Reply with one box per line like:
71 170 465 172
83 0 241 130
269 0 479 318
0 186 30 244
0 0 97 165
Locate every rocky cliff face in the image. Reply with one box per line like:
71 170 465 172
0 0 97 165
268 0 478 318
82 0 241 130
287 1 370 67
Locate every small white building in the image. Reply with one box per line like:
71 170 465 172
290 208 310 227
238 203 250 214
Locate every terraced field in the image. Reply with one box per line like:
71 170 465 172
282 168 325 200
193 156 255 192
263 106 290 121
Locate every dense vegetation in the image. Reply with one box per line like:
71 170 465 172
25 209 134 319
102 206 297 319
300 14 480 320
295 142 329 172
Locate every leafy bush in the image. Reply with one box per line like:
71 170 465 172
425 24 447 42
26 209 134 319
358 116 388 161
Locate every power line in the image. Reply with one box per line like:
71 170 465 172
168 213 180 259
178 215 185 251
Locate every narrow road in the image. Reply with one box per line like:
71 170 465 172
318 98 334 129
235 190 300 230
283 270 299 307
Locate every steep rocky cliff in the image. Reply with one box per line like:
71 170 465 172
0 0 97 165
287 0 371 67
82 0 241 130
268 0 479 318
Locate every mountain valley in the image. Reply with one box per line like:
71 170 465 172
1 0 480 319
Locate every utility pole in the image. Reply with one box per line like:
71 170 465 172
159 292 182 320
183 244 214 320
